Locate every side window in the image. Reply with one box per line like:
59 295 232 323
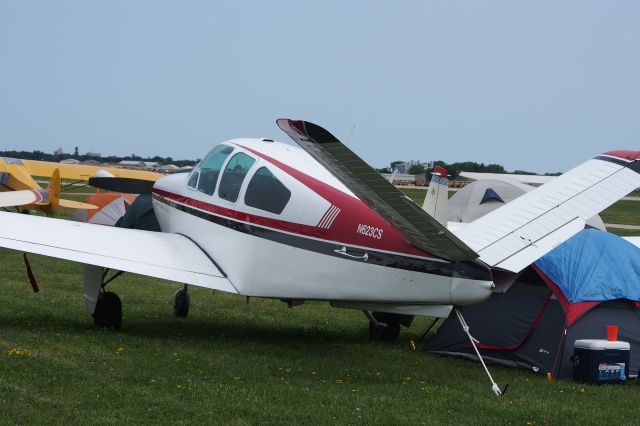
187 169 200 188
218 152 256 202
244 167 291 214
195 145 234 195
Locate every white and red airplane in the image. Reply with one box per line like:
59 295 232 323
1 119 639 342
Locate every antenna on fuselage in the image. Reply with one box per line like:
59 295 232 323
345 124 356 146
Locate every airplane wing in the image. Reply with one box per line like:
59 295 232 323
454 151 640 272
0 189 48 208
460 172 556 186
624 237 640 249
21 159 163 181
0 211 236 293
276 119 477 262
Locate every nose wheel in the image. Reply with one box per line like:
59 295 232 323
173 285 190 318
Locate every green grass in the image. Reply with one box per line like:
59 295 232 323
2 250 640 425
600 201 640 226
607 228 640 237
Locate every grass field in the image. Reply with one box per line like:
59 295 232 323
2 251 640 425
599 201 640 226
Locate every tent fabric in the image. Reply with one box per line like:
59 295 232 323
115 194 161 231
479 188 505 204
449 179 532 223
448 179 606 230
423 231 640 378
72 193 137 226
535 229 640 303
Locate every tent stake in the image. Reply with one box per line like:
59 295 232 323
454 307 502 396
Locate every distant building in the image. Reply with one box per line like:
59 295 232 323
390 160 434 174
381 173 416 185
86 152 101 158
54 148 64 156
415 173 428 186
60 158 80 164
390 161 408 174
118 160 159 169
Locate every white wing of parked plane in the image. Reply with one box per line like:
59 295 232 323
624 237 640 249
454 152 640 272
0 211 237 293
460 172 556 186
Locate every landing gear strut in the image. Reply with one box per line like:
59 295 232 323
366 311 414 342
173 285 190 318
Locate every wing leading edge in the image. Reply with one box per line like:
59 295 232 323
0 212 237 293
276 119 478 262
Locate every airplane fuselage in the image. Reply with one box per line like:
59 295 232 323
151 138 494 311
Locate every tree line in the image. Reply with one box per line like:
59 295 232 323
0 150 198 168
378 161 561 178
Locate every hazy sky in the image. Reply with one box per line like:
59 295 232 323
1 1 638 173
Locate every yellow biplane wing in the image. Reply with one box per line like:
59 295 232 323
20 159 163 181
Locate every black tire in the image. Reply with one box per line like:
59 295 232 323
93 291 122 330
173 288 190 318
368 312 401 342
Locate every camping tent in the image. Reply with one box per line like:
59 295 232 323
72 193 137 226
423 230 640 379
449 179 606 230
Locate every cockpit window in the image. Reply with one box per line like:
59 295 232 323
191 145 234 195
244 167 291 214
187 169 200 188
218 152 256 202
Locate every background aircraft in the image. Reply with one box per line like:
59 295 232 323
0 156 162 214
0 120 638 345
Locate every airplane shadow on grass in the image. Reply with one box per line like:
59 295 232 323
0 311 373 349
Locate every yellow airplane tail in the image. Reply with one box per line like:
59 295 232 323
45 169 98 212
45 168 61 215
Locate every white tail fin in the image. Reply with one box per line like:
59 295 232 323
454 150 640 272
422 166 449 226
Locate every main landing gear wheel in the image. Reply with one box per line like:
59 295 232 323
367 312 414 342
368 312 401 342
93 291 122 330
173 286 190 318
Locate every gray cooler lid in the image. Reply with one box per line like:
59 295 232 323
574 339 630 350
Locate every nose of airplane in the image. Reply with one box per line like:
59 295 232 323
449 277 494 305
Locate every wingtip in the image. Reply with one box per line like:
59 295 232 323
276 118 306 135
601 150 640 161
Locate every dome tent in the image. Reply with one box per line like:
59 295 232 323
449 179 606 230
422 230 640 379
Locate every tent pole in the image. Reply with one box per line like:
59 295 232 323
455 307 502 396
